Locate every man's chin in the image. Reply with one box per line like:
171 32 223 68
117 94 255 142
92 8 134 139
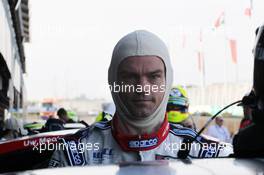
125 103 156 118
131 109 154 119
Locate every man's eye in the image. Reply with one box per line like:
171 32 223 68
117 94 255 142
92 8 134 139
150 74 161 79
121 75 130 79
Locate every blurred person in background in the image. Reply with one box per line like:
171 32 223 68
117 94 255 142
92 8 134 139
167 86 195 129
43 108 68 131
238 91 254 130
57 108 75 123
206 117 231 143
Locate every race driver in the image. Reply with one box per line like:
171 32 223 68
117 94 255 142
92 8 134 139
49 30 233 167
167 86 195 129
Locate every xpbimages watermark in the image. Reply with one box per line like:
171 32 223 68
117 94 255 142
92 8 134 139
163 142 226 154
28 140 100 154
109 82 165 95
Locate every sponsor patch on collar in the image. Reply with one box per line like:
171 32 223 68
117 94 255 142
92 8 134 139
128 138 158 148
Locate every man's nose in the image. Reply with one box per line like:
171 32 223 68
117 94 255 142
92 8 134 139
137 77 150 93
138 76 149 86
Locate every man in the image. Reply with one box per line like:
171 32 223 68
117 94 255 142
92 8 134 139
238 91 254 130
43 108 74 132
206 117 231 143
49 30 233 167
233 24 264 157
167 86 195 129
239 106 252 130
57 108 75 123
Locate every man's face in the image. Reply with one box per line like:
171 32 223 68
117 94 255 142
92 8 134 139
243 106 252 119
216 117 224 126
117 56 166 118
59 114 68 122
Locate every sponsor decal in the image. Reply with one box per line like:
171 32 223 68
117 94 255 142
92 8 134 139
49 159 60 167
128 138 158 148
93 148 113 163
23 136 59 147
65 140 85 166
199 144 219 158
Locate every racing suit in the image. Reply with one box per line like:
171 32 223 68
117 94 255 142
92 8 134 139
49 118 233 167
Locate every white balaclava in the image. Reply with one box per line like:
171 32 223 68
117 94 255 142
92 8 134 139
108 30 173 134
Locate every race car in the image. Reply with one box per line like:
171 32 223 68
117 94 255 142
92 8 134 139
0 129 79 173
3 158 264 175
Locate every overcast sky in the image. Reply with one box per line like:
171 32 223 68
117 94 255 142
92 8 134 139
24 0 264 101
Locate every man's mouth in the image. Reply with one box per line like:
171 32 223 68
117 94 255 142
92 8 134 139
132 99 152 105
